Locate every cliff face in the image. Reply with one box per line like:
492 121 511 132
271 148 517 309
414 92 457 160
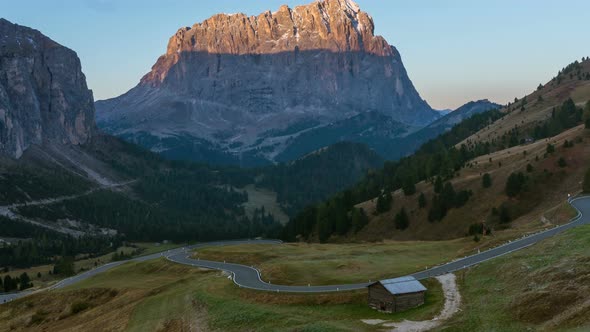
97 0 435 165
142 0 389 85
0 19 95 159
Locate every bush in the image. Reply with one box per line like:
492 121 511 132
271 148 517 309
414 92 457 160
70 301 91 315
30 310 49 325
558 157 567 168
468 223 491 236
546 143 555 154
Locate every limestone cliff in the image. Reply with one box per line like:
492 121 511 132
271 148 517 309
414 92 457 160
0 19 95 158
97 0 435 165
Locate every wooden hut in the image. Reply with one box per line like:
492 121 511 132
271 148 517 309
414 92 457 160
368 276 427 313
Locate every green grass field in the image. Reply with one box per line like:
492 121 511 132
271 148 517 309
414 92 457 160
0 241 184 291
440 224 590 331
0 258 445 331
195 239 473 286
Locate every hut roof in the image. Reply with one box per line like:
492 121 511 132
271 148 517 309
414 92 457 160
372 276 426 295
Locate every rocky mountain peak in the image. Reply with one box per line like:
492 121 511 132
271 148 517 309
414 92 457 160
0 19 95 158
96 0 436 165
143 0 387 86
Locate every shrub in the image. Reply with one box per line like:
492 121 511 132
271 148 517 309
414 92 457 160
70 301 91 315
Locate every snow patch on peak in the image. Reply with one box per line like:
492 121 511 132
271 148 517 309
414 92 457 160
343 0 360 13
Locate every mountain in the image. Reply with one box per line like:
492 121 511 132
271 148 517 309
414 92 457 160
257 141 383 216
0 20 283 251
428 99 502 132
435 109 453 117
371 99 501 160
96 0 436 166
0 19 95 159
397 99 502 152
283 57 590 243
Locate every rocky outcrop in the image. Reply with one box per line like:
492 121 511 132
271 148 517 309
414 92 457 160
97 0 435 165
0 19 95 159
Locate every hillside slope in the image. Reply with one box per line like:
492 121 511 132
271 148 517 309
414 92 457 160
257 142 383 217
283 57 590 244
441 224 590 331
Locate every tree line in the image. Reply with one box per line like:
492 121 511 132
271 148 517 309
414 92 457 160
281 109 503 242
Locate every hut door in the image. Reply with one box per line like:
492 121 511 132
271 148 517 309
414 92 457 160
379 302 386 311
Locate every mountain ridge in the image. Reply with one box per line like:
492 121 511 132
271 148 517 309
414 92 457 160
96 0 436 166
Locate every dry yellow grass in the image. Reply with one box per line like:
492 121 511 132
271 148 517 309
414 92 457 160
459 60 590 149
0 259 445 332
354 126 588 248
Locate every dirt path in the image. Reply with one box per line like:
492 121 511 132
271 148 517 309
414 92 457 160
362 274 461 332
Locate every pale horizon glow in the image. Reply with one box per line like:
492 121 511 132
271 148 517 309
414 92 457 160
2 0 589 109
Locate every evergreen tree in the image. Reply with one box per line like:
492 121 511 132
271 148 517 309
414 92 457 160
428 196 447 222
482 173 492 188
3 275 15 292
53 257 75 277
402 178 417 196
351 208 369 233
19 272 31 291
506 172 527 197
375 192 393 214
441 182 457 206
394 208 410 230
418 193 427 209
499 205 512 223
434 177 443 194
584 167 590 193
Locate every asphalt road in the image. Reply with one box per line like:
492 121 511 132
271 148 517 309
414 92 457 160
170 196 590 291
2 197 589 302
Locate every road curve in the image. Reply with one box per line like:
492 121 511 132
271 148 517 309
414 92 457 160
167 196 590 291
1 197 589 302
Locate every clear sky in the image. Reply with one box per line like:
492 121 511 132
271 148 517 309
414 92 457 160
3 0 589 109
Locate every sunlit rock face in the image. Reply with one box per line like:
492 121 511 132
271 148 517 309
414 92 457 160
0 19 95 159
96 0 435 165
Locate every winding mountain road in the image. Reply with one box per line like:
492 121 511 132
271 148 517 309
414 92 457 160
2 197 589 303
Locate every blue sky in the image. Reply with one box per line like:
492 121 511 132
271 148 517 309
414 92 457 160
3 0 589 109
